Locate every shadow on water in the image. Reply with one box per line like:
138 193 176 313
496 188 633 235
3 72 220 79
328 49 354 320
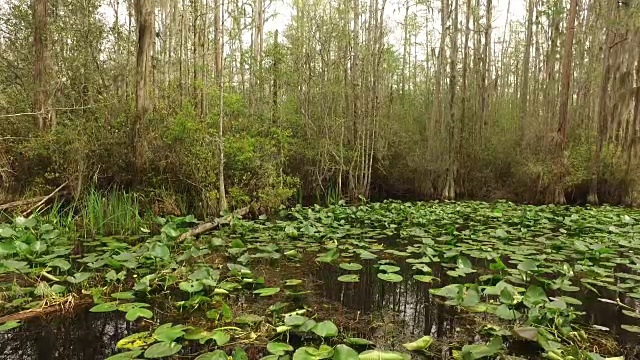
0 311 130 360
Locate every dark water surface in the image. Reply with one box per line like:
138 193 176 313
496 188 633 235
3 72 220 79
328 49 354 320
2 258 640 359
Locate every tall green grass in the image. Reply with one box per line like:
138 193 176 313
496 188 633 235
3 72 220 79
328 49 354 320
82 189 142 236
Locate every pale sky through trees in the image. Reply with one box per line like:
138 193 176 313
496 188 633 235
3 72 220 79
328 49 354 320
95 0 525 58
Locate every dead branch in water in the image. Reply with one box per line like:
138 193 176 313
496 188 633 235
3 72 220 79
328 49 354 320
177 206 250 242
0 297 91 324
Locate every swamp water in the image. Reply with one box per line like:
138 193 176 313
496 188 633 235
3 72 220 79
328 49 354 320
1 201 640 359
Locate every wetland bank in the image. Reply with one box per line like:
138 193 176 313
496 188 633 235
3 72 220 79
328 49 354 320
1 201 640 360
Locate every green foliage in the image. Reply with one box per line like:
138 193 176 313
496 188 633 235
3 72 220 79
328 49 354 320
81 189 142 236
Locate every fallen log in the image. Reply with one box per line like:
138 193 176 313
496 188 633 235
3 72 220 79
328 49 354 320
0 298 92 324
178 206 250 242
0 196 49 211
22 181 68 217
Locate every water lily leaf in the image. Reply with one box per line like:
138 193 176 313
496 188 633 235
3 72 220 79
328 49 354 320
316 249 339 263
105 350 143 360
513 327 538 341
345 338 374 346
153 323 186 342
403 335 434 351
144 342 182 358
0 227 17 238
311 320 338 337
267 342 294 355
235 314 263 324
299 319 318 332
517 259 538 272
294 345 334 360
2 259 29 272
212 331 231 346
15 216 37 228
285 315 309 326
523 285 548 307
338 274 360 282
377 273 403 282
179 281 204 293
378 265 401 273
339 263 363 271
461 336 503 359
148 242 170 259
495 304 521 320
48 259 71 271
116 331 155 349
90 302 119 313
333 345 359 360
0 320 21 332
413 275 436 283
125 307 153 321
111 292 135 300
495 229 508 238
358 350 407 360
621 324 640 333
233 347 249 360
30 240 47 253
66 272 91 284
254 287 281 296
196 350 228 360
285 279 303 286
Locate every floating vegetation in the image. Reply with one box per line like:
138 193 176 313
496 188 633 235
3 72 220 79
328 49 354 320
1 201 640 359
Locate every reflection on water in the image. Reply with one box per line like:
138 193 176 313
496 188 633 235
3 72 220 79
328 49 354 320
313 260 476 346
0 311 130 360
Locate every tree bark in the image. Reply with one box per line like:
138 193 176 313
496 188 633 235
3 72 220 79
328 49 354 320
33 0 56 130
216 0 228 212
553 0 578 204
519 0 534 143
133 0 154 186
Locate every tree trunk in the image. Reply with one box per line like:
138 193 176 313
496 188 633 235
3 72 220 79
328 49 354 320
519 0 534 143
443 0 458 200
216 0 228 212
33 0 56 130
133 0 154 186
588 21 614 205
553 0 578 204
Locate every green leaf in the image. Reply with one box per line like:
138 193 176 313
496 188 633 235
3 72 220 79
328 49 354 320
345 338 374 346
0 227 17 238
253 287 281 296
233 347 249 360
212 331 231 346
338 274 360 282
66 272 91 284
153 323 186 342
48 259 71 271
513 327 538 341
339 263 363 271
494 229 508 238
144 342 182 358
403 335 434 351
30 240 47 253
621 324 640 333
461 337 503 360
112 292 136 300
333 345 359 360
517 259 538 272
15 216 37 228
90 302 119 313
377 273 403 282
378 265 401 273
285 279 303 286
235 314 263 324
285 315 309 326
0 320 21 332
311 320 339 337
196 350 228 360
148 242 170 259
413 275 436 283
116 331 155 349
105 350 144 360
125 308 153 321
267 342 294 355
523 285 548 307
179 281 204 293
358 350 407 360
495 304 521 320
